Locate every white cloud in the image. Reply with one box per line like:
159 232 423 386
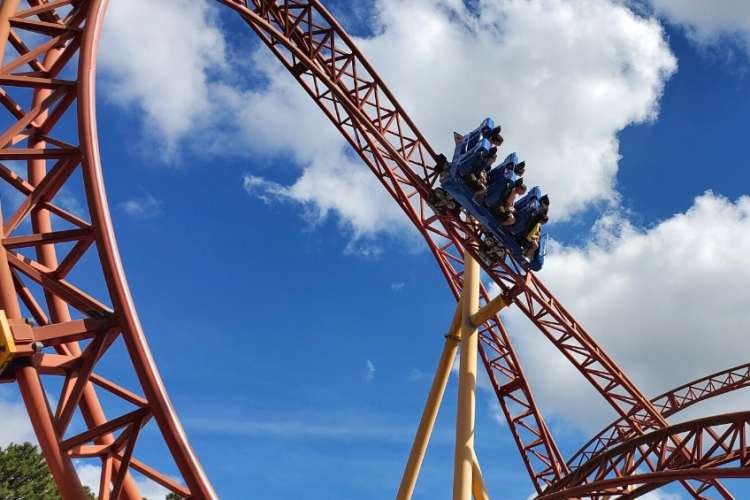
101 0 676 239
187 410 455 445
408 368 429 382
242 150 411 241
502 192 750 431
354 0 676 218
0 393 175 499
366 359 376 382
76 463 172 500
0 397 34 446
99 0 227 152
650 0 750 48
119 192 163 218
640 492 682 500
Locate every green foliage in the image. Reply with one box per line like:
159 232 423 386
0 442 96 500
0 442 58 500
0 442 180 500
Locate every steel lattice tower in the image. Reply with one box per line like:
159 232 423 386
0 1 747 498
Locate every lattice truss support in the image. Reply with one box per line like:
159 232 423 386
0 1 215 499
1 0 749 499
213 1 750 498
541 412 750 500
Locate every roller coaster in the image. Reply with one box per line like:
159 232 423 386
0 1 747 499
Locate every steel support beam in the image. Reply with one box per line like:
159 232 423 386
0 204 86 500
0 0 21 64
397 305 461 500
454 253 480 500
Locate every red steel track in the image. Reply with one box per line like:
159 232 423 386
0 0 747 498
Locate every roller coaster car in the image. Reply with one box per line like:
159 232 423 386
433 119 547 272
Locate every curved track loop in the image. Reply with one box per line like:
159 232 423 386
217 1 740 497
0 1 746 498
541 411 750 499
0 1 215 498
570 363 750 470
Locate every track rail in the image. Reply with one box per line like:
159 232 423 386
216 0 569 490
570 363 750 470
0 0 746 498
541 411 750 499
0 1 215 498
218 1 738 496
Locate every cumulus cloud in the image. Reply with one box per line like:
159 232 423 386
650 0 750 48
99 0 227 152
356 0 676 217
502 192 750 431
232 0 676 222
241 150 412 242
100 0 676 238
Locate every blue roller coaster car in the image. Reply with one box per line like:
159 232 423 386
434 118 547 271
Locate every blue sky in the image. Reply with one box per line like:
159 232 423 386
7 0 750 499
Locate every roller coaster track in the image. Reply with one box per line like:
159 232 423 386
570 363 750 470
0 0 746 498
541 411 750 499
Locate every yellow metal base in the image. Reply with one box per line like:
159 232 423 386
0 309 17 373
398 252 505 500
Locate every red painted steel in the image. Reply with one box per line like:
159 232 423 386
540 411 750 499
0 0 747 498
217 1 743 497
216 1 569 490
570 363 750 470
0 1 216 498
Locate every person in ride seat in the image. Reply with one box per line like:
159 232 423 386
485 176 527 225
524 213 548 260
520 195 549 259
503 178 528 224
487 126 504 148
452 121 503 200
482 153 525 215
466 145 498 201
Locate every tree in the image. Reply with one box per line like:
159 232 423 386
0 442 95 500
0 443 182 500
0 442 58 500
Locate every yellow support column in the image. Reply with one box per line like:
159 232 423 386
0 0 20 65
471 448 490 500
397 306 462 500
453 252 480 500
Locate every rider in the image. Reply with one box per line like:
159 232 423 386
487 126 503 147
463 145 497 196
519 195 549 259
482 153 526 222
470 126 503 196
524 213 548 259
